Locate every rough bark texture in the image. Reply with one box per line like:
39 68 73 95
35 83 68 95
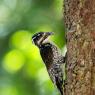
64 0 95 95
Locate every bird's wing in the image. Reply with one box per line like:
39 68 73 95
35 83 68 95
48 63 64 86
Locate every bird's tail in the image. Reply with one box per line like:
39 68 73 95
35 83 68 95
58 85 63 95
60 89 63 95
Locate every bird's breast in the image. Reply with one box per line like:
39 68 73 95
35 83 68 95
40 44 54 68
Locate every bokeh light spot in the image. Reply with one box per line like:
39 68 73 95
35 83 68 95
10 30 32 50
10 30 41 61
2 49 25 73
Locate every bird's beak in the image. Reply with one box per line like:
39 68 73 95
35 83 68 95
45 32 54 37
41 32 54 44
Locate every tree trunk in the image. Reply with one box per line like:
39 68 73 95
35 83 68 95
64 0 95 95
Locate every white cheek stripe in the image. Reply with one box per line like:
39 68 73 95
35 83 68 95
37 33 45 45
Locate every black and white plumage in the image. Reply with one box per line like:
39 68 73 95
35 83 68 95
32 32 65 95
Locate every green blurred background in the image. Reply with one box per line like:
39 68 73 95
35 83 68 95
0 0 66 95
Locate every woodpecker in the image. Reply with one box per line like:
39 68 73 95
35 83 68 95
32 32 66 95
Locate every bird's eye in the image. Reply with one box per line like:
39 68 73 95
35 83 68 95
32 32 44 41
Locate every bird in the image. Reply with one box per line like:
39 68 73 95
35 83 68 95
32 32 66 95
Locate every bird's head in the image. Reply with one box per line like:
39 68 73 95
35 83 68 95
32 32 54 47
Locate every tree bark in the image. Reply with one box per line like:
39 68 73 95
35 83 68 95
64 0 95 95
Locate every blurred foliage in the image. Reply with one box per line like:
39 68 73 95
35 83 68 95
0 0 65 95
